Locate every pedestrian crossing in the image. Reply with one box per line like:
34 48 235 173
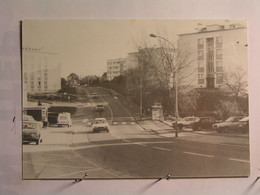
112 121 136 125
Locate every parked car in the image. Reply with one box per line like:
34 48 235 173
92 92 98 99
237 116 249 133
176 116 200 130
212 116 245 133
92 118 109 133
22 121 42 145
57 112 72 127
192 117 217 131
23 114 43 128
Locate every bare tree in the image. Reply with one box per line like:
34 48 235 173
223 69 248 102
125 35 197 116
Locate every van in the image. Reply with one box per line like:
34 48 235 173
57 112 72 127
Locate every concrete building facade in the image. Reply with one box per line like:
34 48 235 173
107 58 126 81
178 23 248 89
23 48 61 93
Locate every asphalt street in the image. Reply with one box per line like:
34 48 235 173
23 86 250 179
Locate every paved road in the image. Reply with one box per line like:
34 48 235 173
23 86 250 179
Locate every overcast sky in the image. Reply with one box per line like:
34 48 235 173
22 19 245 78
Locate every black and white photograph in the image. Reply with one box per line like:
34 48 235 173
22 19 249 179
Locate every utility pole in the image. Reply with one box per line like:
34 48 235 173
140 74 143 118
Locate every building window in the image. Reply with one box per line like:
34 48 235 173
198 79 204 84
216 61 223 72
216 66 223 72
198 74 204 79
198 67 204 72
216 49 223 60
216 36 222 48
198 38 204 49
216 73 223 84
198 50 204 61
24 73 27 82
207 62 214 74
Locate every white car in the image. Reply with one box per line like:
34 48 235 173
92 118 109 133
57 112 72 127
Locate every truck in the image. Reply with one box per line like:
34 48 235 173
23 106 49 127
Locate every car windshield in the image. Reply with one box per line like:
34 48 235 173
225 116 242 122
95 120 105 124
60 116 68 120
23 115 34 121
240 116 249 122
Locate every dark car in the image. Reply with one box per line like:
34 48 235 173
176 116 200 130
94 104 105 112
22 121 42 145
212 116 245 133
92 92 98 99
192 117 216 131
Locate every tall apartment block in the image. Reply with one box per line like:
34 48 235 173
178 23 248 89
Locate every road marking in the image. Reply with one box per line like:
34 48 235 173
122 122 126 125
183 152 214 158
92 88 114 124
229 158 250 163
153 147 171 151
135 143 147 147
113 122 118 124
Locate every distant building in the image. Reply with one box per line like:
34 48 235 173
67 73 79 87
178 22 248 89
22 48 61 93
107 58 126 81
124 52 139 70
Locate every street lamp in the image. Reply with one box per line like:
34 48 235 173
150 33 179 137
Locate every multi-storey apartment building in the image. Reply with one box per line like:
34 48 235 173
23 48 61 93
107 58 126 81
178 23 248 89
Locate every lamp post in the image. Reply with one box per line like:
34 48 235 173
150 34 179 137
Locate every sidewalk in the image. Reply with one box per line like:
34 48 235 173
137 120 249 147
